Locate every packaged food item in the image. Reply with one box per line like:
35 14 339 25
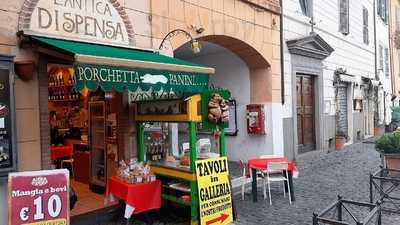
116 158 156 184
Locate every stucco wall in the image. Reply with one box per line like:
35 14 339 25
390 0 400 102
179 44 276 161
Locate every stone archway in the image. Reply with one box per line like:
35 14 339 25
174 35 283 161
175 35 273 104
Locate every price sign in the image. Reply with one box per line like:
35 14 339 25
8 169 70 225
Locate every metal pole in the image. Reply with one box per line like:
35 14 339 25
338 195 343 221
370 173 374 203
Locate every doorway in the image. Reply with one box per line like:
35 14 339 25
296 75 316 153
337 83 349 137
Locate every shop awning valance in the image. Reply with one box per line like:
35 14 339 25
31 36 214 93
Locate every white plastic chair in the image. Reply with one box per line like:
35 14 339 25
239 160 267 200
265 162 291 205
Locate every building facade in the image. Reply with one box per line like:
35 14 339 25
282 0 392 159
0 0 282 223
390 0 400 102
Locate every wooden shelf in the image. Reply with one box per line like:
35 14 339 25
48 84 74 88
49 99 82 102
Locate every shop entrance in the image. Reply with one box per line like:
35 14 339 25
296 75 316 153
47 64 121 216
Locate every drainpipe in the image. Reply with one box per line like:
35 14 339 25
374 0 378 80
280 0 284 105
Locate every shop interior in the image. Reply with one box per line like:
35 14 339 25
47 64 221 217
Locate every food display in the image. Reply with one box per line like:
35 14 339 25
207 93 229 123
117 158 156 184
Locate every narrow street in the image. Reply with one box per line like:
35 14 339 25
233 141 400 225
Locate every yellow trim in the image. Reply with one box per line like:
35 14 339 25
135 94 202 122
151 165 197 181
191 220 199 225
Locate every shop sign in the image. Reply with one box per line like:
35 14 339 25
74 63 209 93
195 157 233 225
19 0 134 46
8 169 70 225
128 90 184 102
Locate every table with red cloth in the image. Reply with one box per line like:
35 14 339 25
105 176 161 219
50 145 73 161
248 157 298 202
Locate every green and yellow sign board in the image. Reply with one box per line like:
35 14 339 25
195 157 233 225
73 63 210 93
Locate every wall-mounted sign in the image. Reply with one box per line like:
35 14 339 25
19 0 135 46
0 68 16 176
129 90 185 102
74 63 209 93
195 157 233 225
8 169 70 225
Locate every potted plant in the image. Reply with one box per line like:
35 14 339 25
376 132 400 170
374 112 385 137
14 60 35 81
335 128 347 150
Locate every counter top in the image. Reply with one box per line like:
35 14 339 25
150 160 191 173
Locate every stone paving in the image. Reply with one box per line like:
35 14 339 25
99 140 400 225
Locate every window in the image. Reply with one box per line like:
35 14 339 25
299 0 312 17
396 6 400 30
379 45 384 72
363 7 369 44
339 0 350 35
377 0 388 23
385 47 389 77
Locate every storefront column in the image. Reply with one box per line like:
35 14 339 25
137 123 144 162
0 182 6 225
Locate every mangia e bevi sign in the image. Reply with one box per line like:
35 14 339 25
19 0 135 45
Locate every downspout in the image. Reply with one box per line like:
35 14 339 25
280 0 285 105
374 0 378 81
389 0 395 97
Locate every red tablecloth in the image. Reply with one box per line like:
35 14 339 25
106 176 161 214
50 146 73 161
248 157 297 172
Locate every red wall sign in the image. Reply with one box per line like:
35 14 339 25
8 169 70 225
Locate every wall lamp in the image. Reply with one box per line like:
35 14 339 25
158 29 201 54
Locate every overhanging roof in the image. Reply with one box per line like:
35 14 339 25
29 36 214 93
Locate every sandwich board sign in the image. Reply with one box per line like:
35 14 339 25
195 157 233 225
8 169 70 225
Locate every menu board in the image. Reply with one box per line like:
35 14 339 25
0 68 15 176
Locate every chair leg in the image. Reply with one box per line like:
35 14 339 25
263 179 267 199
241 180 245 200
287 178 292 205
282 181 286 197
267 179 272 205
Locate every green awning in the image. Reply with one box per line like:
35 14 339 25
31 36 214 93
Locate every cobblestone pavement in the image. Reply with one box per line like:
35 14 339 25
100 140 400 225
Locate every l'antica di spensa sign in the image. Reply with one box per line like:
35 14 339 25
19 0 135 45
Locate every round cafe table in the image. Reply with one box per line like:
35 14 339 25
248 157 297 202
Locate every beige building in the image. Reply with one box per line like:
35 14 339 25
0 0 282 223
390 0 400 101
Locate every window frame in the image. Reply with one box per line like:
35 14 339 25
338 0 350 35
363 7 369 45
299 0 313 17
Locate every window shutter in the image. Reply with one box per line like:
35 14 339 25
397 6 400 30
363 7 369 44
377 0 382 17
379 45 384 71
385 48 389 77
339 0 349 34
